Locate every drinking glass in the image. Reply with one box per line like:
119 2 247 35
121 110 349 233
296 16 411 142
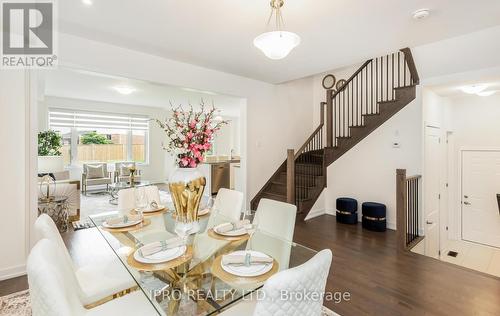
135 187 147 217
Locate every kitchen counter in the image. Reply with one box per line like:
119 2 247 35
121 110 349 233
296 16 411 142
202 159 240 165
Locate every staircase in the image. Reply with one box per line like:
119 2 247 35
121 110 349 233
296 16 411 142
251 48 420 220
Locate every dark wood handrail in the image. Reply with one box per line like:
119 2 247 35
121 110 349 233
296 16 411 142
330 59 373 100
400 47 420 85
294 124 323 160
294 102 325 159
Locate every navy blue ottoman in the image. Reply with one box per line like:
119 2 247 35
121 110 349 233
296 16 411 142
336 198 358 224
362 202 386 232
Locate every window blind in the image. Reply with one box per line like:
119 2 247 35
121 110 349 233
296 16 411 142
48 109 149 131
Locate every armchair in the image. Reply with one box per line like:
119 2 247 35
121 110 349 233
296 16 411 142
114 161 142 183
82 163 112 195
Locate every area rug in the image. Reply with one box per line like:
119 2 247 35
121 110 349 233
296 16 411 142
0 290 31 316
0 289 339 316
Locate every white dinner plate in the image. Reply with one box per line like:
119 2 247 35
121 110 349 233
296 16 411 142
214 223 248 237
221 250 273 277
141 205 166 213
133 244 187 264
102 219 142 229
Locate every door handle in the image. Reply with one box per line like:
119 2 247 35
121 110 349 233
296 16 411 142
426 220 433 225
464 201 471 205
464 195 469 199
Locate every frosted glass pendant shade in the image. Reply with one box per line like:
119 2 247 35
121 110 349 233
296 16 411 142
253 31 301 60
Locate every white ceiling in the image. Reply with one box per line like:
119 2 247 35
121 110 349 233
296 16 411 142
429 79 500 98
59 0 500 83
42 68 244 117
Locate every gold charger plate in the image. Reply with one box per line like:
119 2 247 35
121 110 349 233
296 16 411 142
207 228 250 242
211 255 279 285
101 218 151 233
127 245 193 271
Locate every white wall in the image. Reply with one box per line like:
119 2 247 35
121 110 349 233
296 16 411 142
0 70 30 280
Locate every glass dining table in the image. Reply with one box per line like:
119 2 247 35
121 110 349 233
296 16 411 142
89 198 318 315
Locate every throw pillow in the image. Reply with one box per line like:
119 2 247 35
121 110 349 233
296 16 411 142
86 164 105 179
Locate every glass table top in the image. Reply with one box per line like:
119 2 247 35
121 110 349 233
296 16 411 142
89 202 317 315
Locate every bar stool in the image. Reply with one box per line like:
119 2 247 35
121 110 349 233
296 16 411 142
336 197 358 224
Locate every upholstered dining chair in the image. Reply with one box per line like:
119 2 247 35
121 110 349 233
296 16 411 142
219 249 333 316
206 188 244 229
249 198 297 270
117 187 136 212
27 239 158 316
34 214 136 306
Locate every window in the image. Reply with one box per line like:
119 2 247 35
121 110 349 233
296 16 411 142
49 109 149 165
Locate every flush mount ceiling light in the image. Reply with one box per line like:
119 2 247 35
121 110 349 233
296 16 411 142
477 90 497 97
253 0 301 60
112 85 136 95
460 84 488 94
412 8 430 20
82 0 93 5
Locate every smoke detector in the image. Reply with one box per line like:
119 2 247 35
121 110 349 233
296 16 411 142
412 9 430 20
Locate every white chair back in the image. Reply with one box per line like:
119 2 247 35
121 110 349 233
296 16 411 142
27 239 86 316
117 187 136 212
208 188 244 228
144 185 161 206
253 198 296 241
252 249 333 316
251 199 297 270
34 214 74 271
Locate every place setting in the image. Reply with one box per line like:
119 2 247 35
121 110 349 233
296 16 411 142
127 235 193 271
211 250 279 285
101 213 151 232
208 219 255 241
132 200 167 216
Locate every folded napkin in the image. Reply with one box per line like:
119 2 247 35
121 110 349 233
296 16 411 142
146 200 159 211
222 252 273 266
106 214 142 226
216 219 251 234
138 237 185 257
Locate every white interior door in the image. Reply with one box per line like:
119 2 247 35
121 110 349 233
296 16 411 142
424 126 441 258
462 150 500 248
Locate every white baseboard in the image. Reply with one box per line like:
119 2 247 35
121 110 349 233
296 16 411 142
304 208 327 220
0 264 26 281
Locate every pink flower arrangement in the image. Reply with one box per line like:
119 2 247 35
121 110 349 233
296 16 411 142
156 102 227 168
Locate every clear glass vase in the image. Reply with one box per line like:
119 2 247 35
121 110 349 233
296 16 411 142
169 167 206 236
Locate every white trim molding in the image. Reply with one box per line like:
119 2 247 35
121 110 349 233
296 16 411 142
0 264 26 281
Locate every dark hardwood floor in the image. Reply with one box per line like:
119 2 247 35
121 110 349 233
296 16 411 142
294 215 500 316
2 214 500 316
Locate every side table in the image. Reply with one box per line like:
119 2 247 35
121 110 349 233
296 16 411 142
38 196 69 233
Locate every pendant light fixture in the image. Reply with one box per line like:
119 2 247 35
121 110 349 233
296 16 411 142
253 0 301 60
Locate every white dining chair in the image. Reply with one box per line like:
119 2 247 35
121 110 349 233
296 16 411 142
206 188 244 229
34 214 136 306
253 198 296 241
27 239 158 316
219 249 333 316
144 185 161 205
117 187 136 212
250 198 297 270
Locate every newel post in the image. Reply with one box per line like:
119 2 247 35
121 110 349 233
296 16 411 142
396 169 407 251
286 149 295 204
326 90 333 147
